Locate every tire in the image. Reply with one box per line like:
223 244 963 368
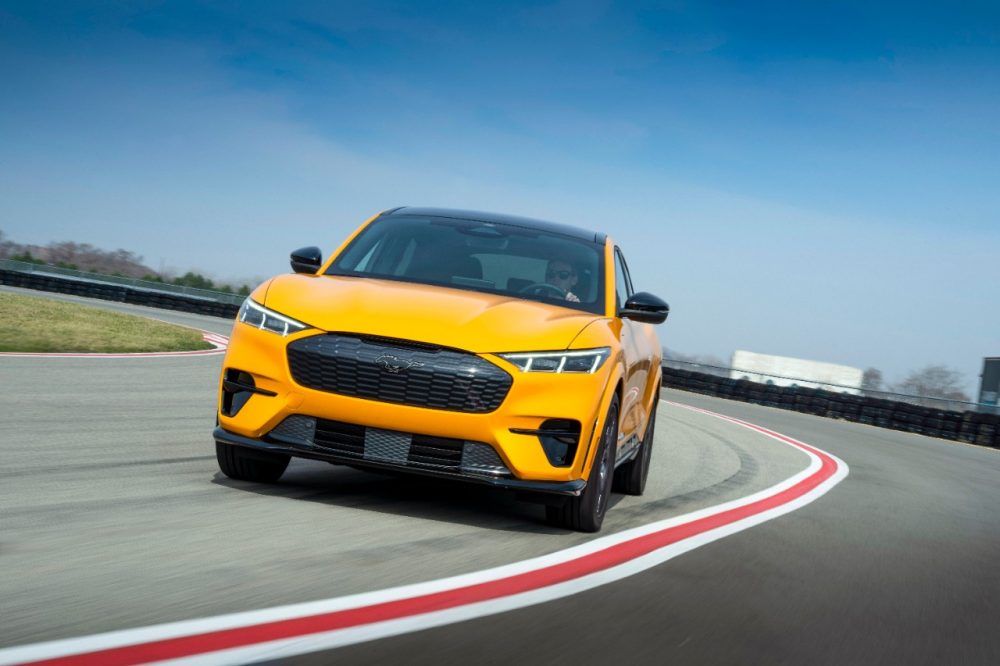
216 442 290 483
613 391 658 496
546 394 619 532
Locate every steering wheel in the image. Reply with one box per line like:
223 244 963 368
519 282 567 298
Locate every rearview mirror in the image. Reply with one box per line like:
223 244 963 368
620 292 669 324
290 246 322 274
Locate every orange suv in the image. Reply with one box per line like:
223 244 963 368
214 207 668 531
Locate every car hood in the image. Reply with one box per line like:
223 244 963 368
263 274 599 353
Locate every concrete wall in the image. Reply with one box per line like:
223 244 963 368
730 350 864 395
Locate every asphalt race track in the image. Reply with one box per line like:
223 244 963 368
1 287 998 665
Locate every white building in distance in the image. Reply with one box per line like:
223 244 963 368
730 350 864 395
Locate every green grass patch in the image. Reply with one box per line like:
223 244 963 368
0 292 215 353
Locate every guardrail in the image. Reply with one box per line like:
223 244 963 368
662 358 989 414
0 259 245 304
662 364 1000 449
0 259 241 319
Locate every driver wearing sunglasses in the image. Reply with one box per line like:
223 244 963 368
545 259 580 303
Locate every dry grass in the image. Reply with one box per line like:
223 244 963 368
0 292 215 353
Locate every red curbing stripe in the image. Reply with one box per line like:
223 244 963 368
17 417 839 666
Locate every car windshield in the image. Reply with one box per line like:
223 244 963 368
326 215 605 315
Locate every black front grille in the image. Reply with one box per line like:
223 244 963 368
287 334 513 413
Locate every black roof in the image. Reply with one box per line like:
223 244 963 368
381 207 606 244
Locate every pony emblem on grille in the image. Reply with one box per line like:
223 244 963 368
375 354 425 374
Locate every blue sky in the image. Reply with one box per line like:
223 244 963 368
1 1 998 393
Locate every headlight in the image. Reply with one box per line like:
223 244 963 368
498 347 610 374
238 299 310 336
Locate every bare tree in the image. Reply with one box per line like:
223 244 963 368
894 365 970 401
0 231 242 287
0 229 18 259
40 241 153 277
861 367 883 392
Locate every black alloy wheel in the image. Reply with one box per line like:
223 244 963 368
547 394 619 532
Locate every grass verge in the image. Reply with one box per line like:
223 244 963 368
0 292 215 353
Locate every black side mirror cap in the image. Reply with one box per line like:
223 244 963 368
290 246 322 274
620 292 669 324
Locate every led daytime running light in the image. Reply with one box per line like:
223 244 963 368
499 348 610 374
238 299 310 337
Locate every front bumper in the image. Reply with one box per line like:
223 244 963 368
219 324 617 485
214 426 586 496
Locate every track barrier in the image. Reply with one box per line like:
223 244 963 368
0 265 240 319
661 366 1000 449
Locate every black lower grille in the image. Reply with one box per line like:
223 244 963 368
268 415 510 476
408 436 464 469
313 420 365 457
287 334 512 413
308 418 472 473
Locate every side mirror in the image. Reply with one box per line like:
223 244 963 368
290 246 322 274
620 292 669 324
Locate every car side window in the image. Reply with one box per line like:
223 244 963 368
614 248 633 312
620 251 635 295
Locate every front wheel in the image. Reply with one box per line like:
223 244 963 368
547 394 619 532
613 392 658 496
216 442 290 483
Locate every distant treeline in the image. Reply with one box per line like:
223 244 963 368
0 231 251 296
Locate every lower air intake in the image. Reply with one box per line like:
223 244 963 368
267 415 510 477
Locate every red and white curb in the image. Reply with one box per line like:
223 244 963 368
0 332 228 358
0 401 849 666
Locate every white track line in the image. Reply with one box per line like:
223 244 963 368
0 400 848 666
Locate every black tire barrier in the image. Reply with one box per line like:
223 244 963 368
662 365 999 449
0 269 240 320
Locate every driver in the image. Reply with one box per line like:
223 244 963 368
545 259 580 302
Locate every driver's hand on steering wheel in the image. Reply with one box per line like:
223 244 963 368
565 291 580 303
